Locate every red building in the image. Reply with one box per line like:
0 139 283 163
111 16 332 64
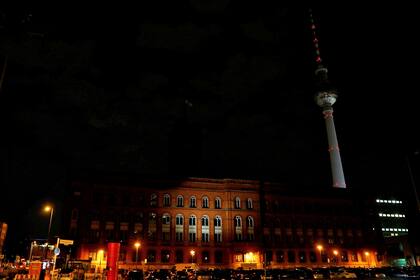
65 177 380 270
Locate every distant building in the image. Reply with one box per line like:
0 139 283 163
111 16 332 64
64 177 381 270
374 198 408 238
371 197 415 266
0 222 7 256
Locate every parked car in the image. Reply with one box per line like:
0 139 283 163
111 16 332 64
329 268 357 279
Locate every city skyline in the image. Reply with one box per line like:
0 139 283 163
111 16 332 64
0 5 418 256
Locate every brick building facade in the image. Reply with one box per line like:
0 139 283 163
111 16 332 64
65 177 380 270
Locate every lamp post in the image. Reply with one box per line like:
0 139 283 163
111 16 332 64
44 206 54 244
333 250 338 266
190 250 195 267
316 245 323 265
43 205 54 267
364 251 370 268
134 242 141 269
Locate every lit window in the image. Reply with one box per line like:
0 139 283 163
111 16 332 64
391 233 395 236
382 228 385 231
189 215 196 226
235 216 242 227
247 198 253 209
395 233 399 236
215 216 222 227
387 214 391 217
215 197 221 209
176 215 183 225
202 196 209 208
391 214 395 217
235 197 241 209
201 216 209 227
391 200 396 203
163 194 170 207
398 229 402 231
376 199 380 203
177 195 184 207
190 196 196 208
379 200 384 203
402 214 405 217
247 216 254 227
378 213 383 217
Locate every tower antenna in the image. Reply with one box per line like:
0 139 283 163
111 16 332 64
310 9 346 188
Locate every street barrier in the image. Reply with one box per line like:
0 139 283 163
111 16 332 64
14 274 39 280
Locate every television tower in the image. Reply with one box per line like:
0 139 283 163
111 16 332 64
310 9 346 188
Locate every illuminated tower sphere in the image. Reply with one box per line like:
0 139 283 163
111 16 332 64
310 9 346 188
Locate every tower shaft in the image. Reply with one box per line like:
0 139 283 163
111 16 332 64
323 107 346 188
310 7 347 189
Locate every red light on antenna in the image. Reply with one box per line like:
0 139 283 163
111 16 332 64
316 56 322 63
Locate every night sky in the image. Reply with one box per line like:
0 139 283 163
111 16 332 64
1 4 419 255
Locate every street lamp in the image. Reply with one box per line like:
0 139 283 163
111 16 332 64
43 205 54 266
316 245 323 264
134 242 141 268
44 206 54 244
333 250 339 265
190 249 195 266
364 251 370 267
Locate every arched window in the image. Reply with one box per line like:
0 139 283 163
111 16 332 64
247 216 254 227
177 195 184 207
176 215 183 225
189 215 197 242
215 197 221 209
162 214 171 225
190 196 196 208
162 213 171 241
235 197 241 209
202 216 209 226
148 213 157 241
202 196 209 208
215 216 222 227
247 216 255 241
150 193 157 206
175 214 184 242
201 215 209 242
234 216 242 241
214 216 222 243
235 216 242 227
247 198 253 209
189 215 196 226
163 194 171 207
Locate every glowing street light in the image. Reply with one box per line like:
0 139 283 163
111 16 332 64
333 250 339 265
365 251 370 267
190 249 195 264
44 205 54 244
316 245 323 264
42 205 54 265
134 242 141 266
